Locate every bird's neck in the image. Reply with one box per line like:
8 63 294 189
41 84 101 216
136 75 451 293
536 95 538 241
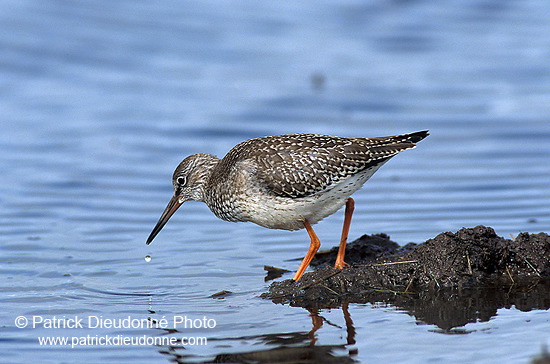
191 154 220 202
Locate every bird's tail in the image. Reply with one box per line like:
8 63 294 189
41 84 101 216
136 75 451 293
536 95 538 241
372 130 429 145
359 130 429 160
399 130 429 144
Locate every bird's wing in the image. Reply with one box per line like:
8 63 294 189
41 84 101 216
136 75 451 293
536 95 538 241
245 134 419 198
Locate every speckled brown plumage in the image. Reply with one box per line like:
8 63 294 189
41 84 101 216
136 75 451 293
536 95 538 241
146 131 429 281
218 132 427 198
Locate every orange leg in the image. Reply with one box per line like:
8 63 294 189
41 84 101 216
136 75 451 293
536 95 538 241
342 302 356 346
335 197 354 269
308 310 323 346
293 219 321 281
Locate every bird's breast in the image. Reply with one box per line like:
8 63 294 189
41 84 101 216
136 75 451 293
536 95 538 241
226 165 382 231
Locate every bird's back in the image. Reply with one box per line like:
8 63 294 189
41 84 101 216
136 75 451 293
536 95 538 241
213 131 428 199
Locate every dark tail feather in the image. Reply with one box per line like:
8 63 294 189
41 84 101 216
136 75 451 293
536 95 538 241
361 130 429 146
403 130 429 144
366 130 429 160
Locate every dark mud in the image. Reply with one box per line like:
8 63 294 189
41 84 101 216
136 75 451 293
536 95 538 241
262 226 550 330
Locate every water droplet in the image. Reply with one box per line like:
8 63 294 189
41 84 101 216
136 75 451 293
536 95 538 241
144 255 152 263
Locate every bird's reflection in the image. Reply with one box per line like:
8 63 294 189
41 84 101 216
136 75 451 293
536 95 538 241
267 275 550 333
155 303 358 363
307 302 356 348
307 309 323 346
150 279 550 362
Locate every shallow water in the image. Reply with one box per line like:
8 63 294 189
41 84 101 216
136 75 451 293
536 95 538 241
1 1 550 363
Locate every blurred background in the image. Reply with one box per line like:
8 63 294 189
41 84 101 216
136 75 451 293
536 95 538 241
1 1 549 363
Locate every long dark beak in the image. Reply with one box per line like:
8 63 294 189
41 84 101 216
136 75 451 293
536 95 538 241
146 195 183 245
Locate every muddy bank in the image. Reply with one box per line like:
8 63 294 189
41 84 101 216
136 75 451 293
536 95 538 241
262 226 550 320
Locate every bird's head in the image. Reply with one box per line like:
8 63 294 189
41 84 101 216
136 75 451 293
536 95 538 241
146 154 218 245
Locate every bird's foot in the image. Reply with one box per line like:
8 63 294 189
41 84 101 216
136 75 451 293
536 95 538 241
334 260 348 269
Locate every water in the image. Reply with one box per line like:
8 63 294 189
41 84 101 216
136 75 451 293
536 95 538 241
1 0 549 363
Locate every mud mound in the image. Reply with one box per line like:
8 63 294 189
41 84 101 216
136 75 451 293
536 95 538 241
405 226 549 287
262 226 550 310
310 233 404 267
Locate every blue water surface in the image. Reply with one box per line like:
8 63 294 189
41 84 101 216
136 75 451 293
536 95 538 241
1 1 549 363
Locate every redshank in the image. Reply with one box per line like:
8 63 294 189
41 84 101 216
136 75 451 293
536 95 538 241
146 131 429 281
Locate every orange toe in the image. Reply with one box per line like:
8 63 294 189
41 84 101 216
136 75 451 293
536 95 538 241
334 260 348 269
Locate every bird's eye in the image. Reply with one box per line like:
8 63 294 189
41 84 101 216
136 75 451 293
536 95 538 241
176 176 186 186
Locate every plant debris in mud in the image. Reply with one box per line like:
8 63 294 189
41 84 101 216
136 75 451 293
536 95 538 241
262 226 550 310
